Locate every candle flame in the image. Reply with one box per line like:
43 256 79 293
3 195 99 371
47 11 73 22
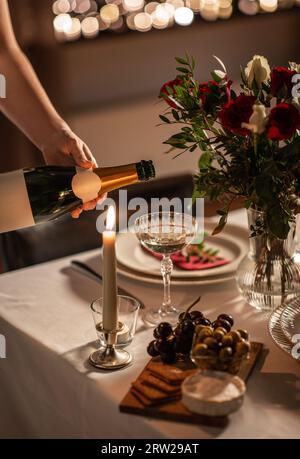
106 205 116 231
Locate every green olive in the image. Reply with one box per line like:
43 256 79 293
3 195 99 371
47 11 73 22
236 339 250 356
219 346 233 361
228 330 241 344
198 327 213 341
222 334 233 347
195 324 206 335
193 343 208 356
213 328 226 341
237 329 249 340
203 337 218 349
215 327 227 335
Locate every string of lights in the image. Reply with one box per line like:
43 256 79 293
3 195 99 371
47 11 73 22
52 0 300 41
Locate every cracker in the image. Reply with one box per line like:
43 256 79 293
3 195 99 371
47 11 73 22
130 387 180 407
132 379 180 402
147 361 196 385
140 371 182 395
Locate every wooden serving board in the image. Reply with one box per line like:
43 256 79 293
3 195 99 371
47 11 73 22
119 342 263 427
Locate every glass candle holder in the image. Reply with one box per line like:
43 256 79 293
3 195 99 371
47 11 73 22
91 295 140 348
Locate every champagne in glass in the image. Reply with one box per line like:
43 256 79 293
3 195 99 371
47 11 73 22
135 212 197 326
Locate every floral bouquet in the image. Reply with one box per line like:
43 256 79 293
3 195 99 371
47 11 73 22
159 54 300 309
158 54 300 240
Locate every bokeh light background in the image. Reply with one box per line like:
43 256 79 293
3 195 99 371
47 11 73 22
52 0 300 41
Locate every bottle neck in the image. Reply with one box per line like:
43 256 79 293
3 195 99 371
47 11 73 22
93 163 139 194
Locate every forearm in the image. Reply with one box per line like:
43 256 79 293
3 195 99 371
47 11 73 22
0 45 68 151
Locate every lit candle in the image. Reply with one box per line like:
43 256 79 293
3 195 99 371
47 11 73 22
102 206 118 332
259 0 278 12
174 7 194 26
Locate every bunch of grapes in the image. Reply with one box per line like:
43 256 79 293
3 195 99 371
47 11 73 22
147 307 219 364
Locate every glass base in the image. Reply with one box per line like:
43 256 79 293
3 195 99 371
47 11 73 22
143 306 182 327
89 347 132 370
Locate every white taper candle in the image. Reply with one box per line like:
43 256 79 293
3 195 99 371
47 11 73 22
102 206 118 332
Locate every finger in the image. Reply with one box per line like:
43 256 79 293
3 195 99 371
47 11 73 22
82 199 97 211
71 141 93 169
83 143 98 168
97 193 107 205
71 207 83 218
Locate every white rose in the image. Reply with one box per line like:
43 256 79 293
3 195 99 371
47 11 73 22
241 104 267 134
245 55 271 89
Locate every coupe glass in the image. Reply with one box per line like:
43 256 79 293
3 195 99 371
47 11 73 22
134 212 197 326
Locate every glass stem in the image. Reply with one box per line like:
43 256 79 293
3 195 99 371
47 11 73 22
160 254 173 314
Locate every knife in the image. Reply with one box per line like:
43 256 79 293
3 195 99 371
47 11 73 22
70 260 145 309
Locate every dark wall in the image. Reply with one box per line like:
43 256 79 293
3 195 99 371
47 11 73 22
46 10 300 111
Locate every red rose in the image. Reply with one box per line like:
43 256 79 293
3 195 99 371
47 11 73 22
270 67 297 98
199 79 232 112
267 103 300 140
199 80 219 102
159 78 183 108
219 94 256 136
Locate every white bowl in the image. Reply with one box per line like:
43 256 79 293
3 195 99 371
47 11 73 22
182 370 246 417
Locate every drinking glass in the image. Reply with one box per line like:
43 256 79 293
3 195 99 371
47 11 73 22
134 212 197 326
91 295 140 348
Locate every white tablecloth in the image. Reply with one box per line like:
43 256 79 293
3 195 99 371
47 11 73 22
0 210 299 439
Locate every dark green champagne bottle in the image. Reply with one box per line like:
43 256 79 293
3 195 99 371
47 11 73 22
0 160 155 233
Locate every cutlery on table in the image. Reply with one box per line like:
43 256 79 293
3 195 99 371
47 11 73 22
70 260 145 309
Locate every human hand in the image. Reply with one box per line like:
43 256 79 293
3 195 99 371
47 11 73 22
41 126 104 218
42 125 97 168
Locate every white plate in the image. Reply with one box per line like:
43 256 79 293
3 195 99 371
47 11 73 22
116 222 249 279
280 297 300 343
268 303 299 360
117 262 236 286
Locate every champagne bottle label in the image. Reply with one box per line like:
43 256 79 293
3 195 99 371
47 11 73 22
0 170 35 232
72 168 102 203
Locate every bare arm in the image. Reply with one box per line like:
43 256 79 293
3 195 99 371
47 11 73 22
0 0 99 216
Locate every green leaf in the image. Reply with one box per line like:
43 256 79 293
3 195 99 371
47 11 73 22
266 206 290 239
192 188 206 202
159 115 170 123
176 67 190 74
216 209 227 216
240 66 247 86
244 199 253 209
175 56 188 65
212 214 227 235
171 133 186 139
198 151 212 169
163 137 187 148
172 109 180 121
191 55 196 70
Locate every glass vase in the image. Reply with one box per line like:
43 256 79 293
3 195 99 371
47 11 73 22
236 208 300 311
